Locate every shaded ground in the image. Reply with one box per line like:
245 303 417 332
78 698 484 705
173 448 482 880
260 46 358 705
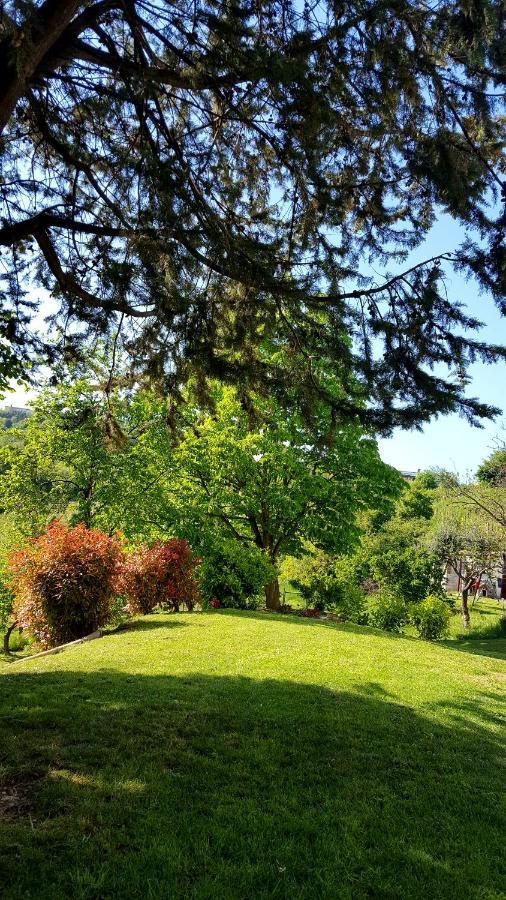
0 610 504 898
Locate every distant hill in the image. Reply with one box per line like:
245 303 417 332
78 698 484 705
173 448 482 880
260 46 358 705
0 406 32 429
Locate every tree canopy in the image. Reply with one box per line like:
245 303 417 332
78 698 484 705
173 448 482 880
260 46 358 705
160 385 401 607
348 471 444 604
0 0 505 429
0 374 401 607
0 380 123 528
476 445 506 486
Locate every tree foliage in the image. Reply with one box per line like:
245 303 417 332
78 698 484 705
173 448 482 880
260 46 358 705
0 379 128 528
117 539 200 615
476 447 506 487
0 1 505 427
8 520 122 647
156 385 402 605
352 473 443 603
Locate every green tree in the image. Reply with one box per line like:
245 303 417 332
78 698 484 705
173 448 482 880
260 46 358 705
429 522 502 628
153 386 402 608
351 473 442 604
431 469 506 620
397 471 440 521
357 521 443 606
0 380 127 530
476 447 506 488
0 1 505 426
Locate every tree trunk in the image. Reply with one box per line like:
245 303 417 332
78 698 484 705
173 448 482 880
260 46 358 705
0 0 82 135
265 577 280 611
3 620 19 655
461 588 470 629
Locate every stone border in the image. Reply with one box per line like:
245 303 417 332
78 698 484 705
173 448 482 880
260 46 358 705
10 629 102 663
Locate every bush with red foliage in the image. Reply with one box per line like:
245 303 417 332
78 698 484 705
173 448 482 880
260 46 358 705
118 539 200 615
8 521 123 648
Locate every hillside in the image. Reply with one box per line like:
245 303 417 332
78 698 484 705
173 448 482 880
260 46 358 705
0 407 31 430
1 611 505 899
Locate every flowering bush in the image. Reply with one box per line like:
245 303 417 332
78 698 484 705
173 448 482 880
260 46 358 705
8 521 123 648
118 539 200 615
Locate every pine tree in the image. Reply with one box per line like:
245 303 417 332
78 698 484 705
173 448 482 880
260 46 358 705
0 0 505 430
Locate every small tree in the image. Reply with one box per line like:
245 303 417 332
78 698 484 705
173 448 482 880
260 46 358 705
431 467 506 624
430 524 501 629
118 540 200 616
8 521 123 648
351 474 442 604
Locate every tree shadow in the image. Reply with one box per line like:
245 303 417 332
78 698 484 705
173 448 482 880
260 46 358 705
111 618 188 634
440 637 506 661
0 669 504 899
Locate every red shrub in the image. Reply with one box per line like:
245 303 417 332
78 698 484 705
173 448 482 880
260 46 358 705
117 539 200 615
8 521 123 648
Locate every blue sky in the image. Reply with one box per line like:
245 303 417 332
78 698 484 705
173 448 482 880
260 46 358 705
377 215 506 477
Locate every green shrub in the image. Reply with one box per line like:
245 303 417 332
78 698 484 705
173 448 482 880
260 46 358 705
199 540 273 610
411 594 452 641
369 589 409 632
296 574 366 622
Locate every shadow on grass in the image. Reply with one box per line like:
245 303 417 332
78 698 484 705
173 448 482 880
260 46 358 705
0 669 504 899
112 618 188 634
440 637 506 661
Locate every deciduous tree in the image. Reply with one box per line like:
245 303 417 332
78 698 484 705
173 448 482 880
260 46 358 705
0 378 127 529
160 386 401 607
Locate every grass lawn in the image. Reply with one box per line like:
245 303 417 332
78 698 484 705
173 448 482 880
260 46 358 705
1 610 505 899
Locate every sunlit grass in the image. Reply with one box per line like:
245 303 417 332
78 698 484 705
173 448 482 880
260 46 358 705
0 610 504 898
